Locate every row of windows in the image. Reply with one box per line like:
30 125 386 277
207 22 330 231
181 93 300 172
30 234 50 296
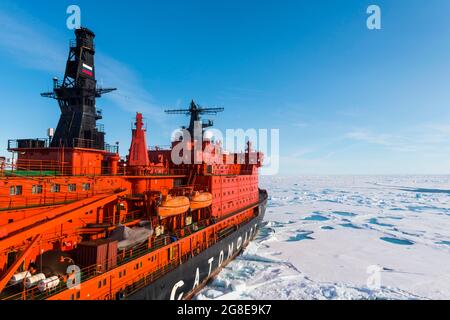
9 183 91 196
98 278 107 289
70 291 81 300
118 255 157 280
134 261 144 270
214 187 257 198
215 197 257 212
213 176 258 184
118 269 127 279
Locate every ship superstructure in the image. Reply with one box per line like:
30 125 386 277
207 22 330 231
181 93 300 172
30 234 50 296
0 28 267 301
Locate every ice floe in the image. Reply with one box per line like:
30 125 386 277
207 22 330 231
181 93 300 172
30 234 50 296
196 176 450 300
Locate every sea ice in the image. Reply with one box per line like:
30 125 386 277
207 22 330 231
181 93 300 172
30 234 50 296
196 176 450 300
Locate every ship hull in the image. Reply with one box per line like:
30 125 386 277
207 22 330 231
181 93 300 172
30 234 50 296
127 191 268 300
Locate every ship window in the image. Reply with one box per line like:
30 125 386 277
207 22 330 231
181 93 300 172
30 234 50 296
51 184 61 193
9 186 22 196
103 279 107 286
76 292 80 299
119 271 122 278
98 281 101 288
82 183 91 191
68 184 77 192
32 185 43 194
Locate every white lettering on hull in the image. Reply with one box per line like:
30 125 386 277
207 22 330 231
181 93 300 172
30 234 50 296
207 257 214 277
192 267 200 290
170 280 185 300
236 236 243 250
169 220 261 300
227 242 234 260
218 250 224 267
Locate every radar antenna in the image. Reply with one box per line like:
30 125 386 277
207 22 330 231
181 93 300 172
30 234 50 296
165 100 224 136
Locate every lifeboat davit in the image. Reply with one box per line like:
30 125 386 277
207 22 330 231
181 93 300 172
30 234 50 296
157 196 190 218
190 192 213 210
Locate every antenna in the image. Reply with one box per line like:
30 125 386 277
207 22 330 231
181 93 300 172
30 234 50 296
165 100 224 135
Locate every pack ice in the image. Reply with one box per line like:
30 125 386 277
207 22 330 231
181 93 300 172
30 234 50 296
196 176 450 300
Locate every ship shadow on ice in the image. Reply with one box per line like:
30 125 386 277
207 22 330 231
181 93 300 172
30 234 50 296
398 187 450 194
368 218 394 228
340 223 363 230
332 211 357 217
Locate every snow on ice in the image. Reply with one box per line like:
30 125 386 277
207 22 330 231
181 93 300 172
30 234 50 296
195 176 450 300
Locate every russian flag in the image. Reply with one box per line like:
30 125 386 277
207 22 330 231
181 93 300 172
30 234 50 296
81 63 93 77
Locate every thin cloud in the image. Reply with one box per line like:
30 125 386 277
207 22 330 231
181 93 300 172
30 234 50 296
95 54 160 119
344 126 450 154
0 8 160 118
345 130 418 152
0 10 66 73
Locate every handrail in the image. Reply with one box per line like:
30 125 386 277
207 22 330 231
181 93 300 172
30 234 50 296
0 201 261 301
0 161 189 178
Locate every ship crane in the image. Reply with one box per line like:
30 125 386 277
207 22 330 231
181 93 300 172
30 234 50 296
165 100 224 136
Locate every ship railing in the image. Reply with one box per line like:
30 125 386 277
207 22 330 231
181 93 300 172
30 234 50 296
0 235 174 301
96 124 105 133
89 209 143 227
73 138 95 149
1 159 69 177
0 163 189 181
104 143 119 154
7 138 50 150
0 211 259 300
217 225 238 241
6 138 118 153
124 167 189 177
120 257 185 298
174 219 212 239
148 145 172 151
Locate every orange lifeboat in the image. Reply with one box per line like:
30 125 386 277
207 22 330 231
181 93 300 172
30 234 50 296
190 192 213 210
157 196 190 218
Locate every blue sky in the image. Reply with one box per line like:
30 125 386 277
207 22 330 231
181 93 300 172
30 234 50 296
1 0 450 174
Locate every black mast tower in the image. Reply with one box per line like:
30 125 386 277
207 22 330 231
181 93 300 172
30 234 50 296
41 27 116 150
165 100 224 137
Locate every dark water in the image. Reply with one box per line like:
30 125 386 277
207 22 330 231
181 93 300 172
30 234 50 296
380 237 414 246
288 232 314 242
304 215 329 221
340 223 363 229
